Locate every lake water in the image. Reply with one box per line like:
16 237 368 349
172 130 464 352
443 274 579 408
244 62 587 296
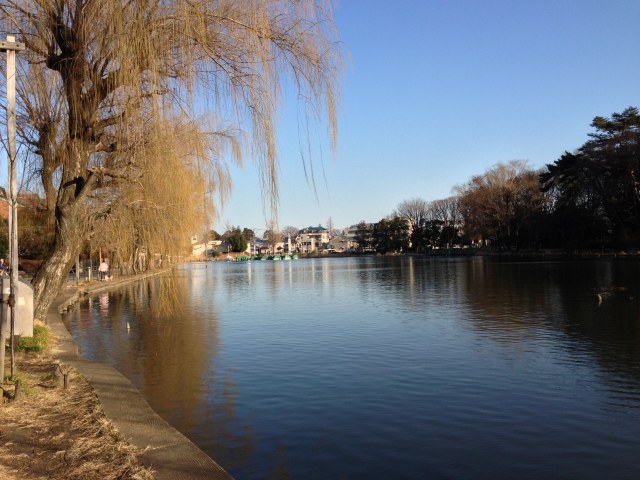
63 256 640 479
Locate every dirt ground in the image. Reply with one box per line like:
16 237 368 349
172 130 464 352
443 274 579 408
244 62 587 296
0 349 155 480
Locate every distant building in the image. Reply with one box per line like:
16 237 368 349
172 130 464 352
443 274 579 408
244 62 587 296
296 225 329 253
190 234 225 256
252 238 282 254
327 235 358 253
252 238 267 254
0 193 45 220
345 223 375 251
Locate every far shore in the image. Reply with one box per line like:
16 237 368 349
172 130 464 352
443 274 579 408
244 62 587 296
188 247 640 263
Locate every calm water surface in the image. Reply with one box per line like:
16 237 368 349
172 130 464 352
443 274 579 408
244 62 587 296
64 257 640 479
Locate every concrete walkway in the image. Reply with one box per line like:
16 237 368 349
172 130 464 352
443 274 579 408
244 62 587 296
46 272 233 480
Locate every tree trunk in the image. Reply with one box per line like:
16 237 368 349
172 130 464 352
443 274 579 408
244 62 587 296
32 133 97 320
32 196 86 321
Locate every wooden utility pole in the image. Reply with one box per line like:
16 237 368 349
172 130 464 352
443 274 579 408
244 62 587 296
1 35 25 379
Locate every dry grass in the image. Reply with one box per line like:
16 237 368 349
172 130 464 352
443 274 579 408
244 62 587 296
0 350 155 480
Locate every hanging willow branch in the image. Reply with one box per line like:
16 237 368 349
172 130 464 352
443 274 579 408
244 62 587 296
0 0 342 319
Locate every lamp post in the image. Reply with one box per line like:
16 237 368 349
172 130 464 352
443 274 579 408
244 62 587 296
1 35 25 379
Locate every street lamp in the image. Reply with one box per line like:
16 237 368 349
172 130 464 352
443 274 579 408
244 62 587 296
1 35 25 378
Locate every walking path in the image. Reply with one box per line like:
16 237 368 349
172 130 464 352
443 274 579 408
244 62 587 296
46 270 233 480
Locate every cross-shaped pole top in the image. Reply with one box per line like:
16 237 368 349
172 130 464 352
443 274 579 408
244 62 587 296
0 38 25 52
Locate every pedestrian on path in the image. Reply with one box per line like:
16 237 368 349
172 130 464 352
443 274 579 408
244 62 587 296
98 259 109 281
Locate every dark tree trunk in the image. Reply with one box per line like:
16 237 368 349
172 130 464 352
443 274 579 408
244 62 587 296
32 207 84 320
32 138 94 320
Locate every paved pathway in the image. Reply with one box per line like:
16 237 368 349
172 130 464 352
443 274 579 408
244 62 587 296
46 272 234 480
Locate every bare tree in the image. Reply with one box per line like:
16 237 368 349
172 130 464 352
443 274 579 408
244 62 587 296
428 196 460 225
282 225 299 240
427 196 462 248
325 217 334 237
1 0 342 319
264 229 282 253
395 198 429 229
455 161 545 248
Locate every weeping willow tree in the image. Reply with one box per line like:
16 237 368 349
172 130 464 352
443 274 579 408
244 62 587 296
0 0 341 320
95 119 222 274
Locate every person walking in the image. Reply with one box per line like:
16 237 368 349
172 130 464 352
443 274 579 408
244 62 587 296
98 259 109 281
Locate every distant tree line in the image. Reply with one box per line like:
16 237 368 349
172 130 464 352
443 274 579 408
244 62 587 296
363 107 640 254
205 107 640 256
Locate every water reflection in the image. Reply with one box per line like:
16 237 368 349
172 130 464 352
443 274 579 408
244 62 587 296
352 258 640 364
456 258 640 411
98 293 109 317
65 270 255 469
306 256 640 415
64 258 640 479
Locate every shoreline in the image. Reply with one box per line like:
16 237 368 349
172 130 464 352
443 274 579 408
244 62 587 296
46 268 233 480
191 249 640 262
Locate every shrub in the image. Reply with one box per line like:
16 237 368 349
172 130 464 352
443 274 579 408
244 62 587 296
17 324 51 352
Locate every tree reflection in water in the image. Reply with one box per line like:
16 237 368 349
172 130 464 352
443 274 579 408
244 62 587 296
65 270 257 472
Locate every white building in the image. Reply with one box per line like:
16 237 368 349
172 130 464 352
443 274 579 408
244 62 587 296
191 235 223 256
296 226 329 253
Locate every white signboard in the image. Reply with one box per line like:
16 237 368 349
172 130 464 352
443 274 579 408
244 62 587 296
0 277 34 337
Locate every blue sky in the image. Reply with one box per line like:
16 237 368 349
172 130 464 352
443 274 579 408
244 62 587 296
218 0 640 233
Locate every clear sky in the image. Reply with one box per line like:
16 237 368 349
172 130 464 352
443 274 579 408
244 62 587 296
216 0 640 234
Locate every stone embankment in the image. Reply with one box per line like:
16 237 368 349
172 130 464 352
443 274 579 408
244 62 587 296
47 269 233 480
